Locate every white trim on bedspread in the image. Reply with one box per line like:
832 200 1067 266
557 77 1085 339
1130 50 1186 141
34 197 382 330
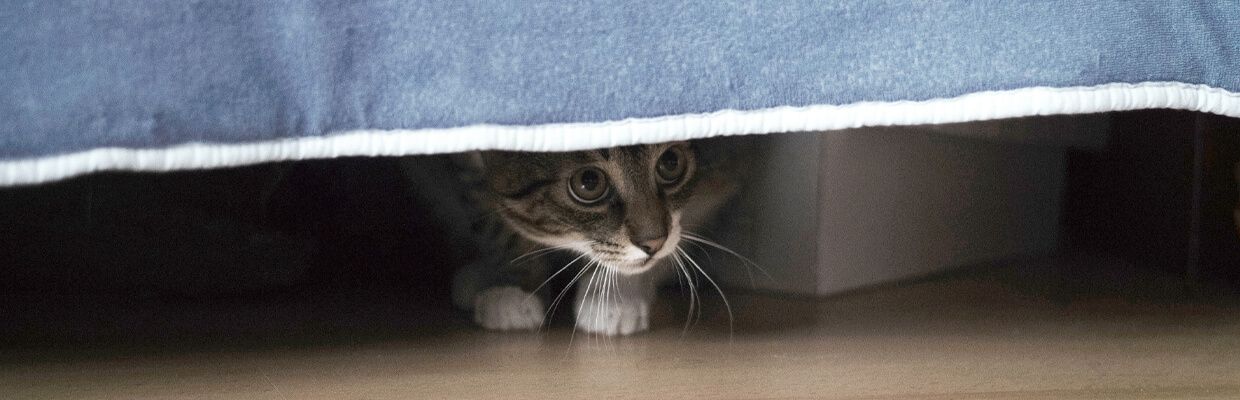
3 81 1238 186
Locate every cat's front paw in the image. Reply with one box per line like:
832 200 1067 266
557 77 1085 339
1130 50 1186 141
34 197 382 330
473 286 545 331
574 299 650 336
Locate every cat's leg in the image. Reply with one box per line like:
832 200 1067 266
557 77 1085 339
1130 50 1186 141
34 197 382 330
453 256 547 331
573 266 664 336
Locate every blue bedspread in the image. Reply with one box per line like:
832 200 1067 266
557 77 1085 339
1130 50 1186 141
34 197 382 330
1 1 1238 185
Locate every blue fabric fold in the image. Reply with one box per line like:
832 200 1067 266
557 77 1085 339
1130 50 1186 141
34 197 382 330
2 1 1237 160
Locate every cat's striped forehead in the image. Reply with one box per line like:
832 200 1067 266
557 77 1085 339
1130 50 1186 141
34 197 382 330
593 145 654 162
478 142 687 198
588 145 668 187
512 142 677 172
590 144 657 162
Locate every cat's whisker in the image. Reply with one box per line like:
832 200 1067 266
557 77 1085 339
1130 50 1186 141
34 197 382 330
545 259 596 331
527 251 589 305
509 241 585 266
681 238 742 288
600 266 615 344
689 257 703 326
548 260 591 314
592 266 607 344
606 268 617 344
681 231 773 281
609 268 618 330
672 253 686 291
589 263 609 344
672 249 699 335
508 247 561 265
677 247 734 338
670 253 692 329
678 224 721 237
680 251 700 330
593 268 604 344
570 261 605 345
671 251 689 334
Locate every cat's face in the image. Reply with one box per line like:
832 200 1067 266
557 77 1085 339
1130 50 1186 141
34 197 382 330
479 142 705 275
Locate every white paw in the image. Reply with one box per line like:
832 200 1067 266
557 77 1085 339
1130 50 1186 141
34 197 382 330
473 286 544 331
575 299 650 336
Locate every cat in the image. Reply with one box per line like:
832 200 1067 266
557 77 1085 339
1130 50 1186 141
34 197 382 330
401 138 748 335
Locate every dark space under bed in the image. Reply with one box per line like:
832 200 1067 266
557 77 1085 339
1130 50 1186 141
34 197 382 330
0 110 1238 357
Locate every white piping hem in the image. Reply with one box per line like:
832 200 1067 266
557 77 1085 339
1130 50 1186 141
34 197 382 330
2 81 1238 186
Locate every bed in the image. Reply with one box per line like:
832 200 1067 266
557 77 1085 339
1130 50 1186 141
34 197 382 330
2 1 1237 186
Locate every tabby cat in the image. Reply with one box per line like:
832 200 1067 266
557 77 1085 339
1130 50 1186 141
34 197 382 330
402 139 745 335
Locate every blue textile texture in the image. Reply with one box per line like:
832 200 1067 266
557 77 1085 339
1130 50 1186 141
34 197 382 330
1 1 1237 160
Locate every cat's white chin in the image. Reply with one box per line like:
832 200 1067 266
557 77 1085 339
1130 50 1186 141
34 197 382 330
604 258 663 275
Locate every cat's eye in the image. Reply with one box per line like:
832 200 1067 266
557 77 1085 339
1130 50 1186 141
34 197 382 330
656 146 688 184
569 167 609 204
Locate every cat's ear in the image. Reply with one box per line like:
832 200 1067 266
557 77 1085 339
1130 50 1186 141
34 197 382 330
448 151 486 173
475 151 548 196
477 151 523 173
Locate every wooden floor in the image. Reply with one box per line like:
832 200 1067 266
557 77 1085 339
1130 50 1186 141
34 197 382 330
5 255 1240 399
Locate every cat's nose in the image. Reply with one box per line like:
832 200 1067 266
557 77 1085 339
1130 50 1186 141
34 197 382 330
636 236 666 256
